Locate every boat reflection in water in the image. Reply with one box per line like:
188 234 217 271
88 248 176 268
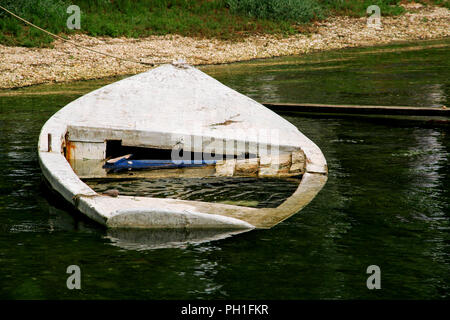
105 228 250 251
43 193 250 250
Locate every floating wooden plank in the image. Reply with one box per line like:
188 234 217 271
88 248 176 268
262 102 449 117
106 154 132 164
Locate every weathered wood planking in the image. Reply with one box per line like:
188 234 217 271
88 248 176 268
263 102 449 117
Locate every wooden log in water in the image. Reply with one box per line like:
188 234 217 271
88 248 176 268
262 102 449 117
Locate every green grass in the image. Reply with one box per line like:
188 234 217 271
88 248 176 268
0 0 302 46
0 0 448 47
411 0 450 9
319 0 405 16
226 0 325 21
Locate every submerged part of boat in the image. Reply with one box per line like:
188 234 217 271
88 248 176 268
38 63 327 230
106 228 252 251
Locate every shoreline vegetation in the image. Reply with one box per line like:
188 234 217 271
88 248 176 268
0 0 449 89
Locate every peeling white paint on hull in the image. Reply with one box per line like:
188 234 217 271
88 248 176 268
38 63 328 229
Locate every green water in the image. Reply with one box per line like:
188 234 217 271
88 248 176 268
202 40 449 108
0 39 449 299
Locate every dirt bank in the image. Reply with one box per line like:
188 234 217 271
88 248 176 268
0 4 448 89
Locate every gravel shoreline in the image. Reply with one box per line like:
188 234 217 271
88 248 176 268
0 4 449 89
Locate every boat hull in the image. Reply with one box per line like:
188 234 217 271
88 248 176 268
38 64 328 229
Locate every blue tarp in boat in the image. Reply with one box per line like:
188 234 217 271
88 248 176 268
103 155 217 173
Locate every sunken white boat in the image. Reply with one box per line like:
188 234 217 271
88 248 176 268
38 63 327 230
